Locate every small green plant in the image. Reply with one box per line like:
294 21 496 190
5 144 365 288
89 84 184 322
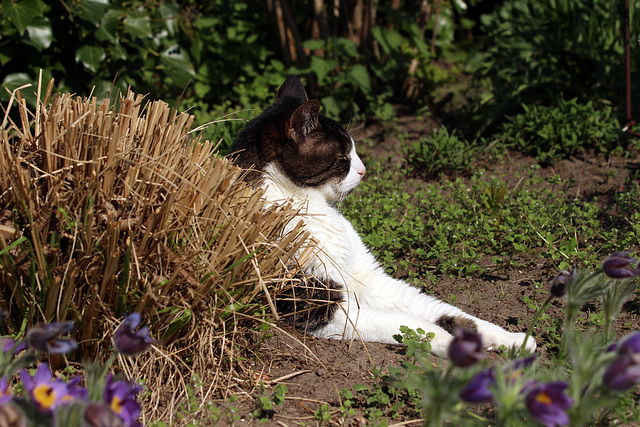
314 403 332 423
499 98 623 164
343 161 626 279
251 383 287 421
402 127 476 179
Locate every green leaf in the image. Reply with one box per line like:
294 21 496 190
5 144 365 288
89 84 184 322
2 0 44 34
78 0 109 25
0 236 27 256
95 10 121 42
372 26 403 54
310 55 338 84
303 39 325 51
108 43 127 61
25 17 52 51
1 72 31 90
0 51 10 66
76 45 107 72
159 0 181 36
123 14 152 38
160 45 196 87
345 64 371 93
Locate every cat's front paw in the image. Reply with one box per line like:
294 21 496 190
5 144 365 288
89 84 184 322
486 331 536 353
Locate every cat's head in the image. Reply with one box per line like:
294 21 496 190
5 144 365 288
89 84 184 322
232 76 366 203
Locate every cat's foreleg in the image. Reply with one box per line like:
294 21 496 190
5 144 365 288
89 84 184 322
310 301 456 357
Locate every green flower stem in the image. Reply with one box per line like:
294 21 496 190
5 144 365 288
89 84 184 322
521 294 554 356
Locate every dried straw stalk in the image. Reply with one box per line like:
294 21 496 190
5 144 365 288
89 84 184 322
0 82 312 423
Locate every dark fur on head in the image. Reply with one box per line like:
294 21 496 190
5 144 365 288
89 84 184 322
232 76 353 188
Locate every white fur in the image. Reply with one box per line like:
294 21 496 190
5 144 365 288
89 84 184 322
261 142 536 357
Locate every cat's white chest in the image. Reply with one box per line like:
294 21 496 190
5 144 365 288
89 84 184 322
260 168 360 285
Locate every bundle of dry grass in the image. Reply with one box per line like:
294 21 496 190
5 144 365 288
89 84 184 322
0 81 312 422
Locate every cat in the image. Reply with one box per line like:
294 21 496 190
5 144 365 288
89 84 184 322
231 76 536 357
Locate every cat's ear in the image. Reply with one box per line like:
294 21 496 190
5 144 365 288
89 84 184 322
276 76 308 104
286 100 320 143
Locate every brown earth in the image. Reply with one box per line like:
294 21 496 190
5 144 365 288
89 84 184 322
208 115 640 426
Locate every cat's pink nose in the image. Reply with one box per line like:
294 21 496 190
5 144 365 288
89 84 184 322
358 166 366 176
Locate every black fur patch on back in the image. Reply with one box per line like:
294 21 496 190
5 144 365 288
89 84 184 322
436 315 478 334
276 274 343 332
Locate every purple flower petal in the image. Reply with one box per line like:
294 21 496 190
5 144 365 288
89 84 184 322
84 402 125 427
617 331 640 355
525 381 574 427
550 270 571 298
103 374 143 426
0 377 11 405
460 368 495 403
21 363 69 412
603 353 640 391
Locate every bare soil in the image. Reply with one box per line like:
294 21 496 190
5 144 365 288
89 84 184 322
214 116 640 426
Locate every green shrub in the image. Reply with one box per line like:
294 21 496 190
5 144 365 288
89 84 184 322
499 98 623 164
0 0 463 126
402 127 476 179
468 0 638 135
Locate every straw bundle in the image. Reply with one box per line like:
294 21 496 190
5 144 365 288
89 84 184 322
0 82 311 415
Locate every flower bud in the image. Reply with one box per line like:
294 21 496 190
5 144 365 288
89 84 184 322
603 353 640 391
550 270 570 298
114 313 156 356
448 329 484 368
602 252 640 279
26 322 77 354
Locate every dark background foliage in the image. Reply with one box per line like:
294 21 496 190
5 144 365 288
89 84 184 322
1 0 638 152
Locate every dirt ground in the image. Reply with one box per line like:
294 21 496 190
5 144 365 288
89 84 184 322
214 115 640 426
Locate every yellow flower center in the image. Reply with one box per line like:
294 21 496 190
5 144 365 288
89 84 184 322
33 384 57 410
111 395 123 414
535 391 552 405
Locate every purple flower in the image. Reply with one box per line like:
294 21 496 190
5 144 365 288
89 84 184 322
1 337 26 356
603 353 640 391
84 402 125 427
104 374 142 426
460 355 537 404
602 252 640 279
448 329 484 368
603 331 640 391
0 377 11 404
460 368 495 403
26 322 77 354
114 313 155 356
20 364 69 412
62 376 88 402
524 381 574 427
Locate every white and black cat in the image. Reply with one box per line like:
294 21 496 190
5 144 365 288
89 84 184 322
232 76 536 357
